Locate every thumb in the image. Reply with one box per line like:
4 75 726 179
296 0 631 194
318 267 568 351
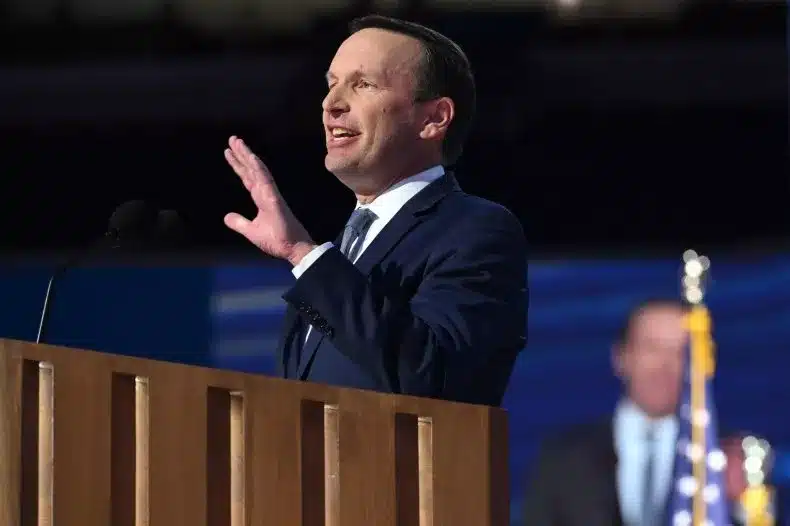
224 212 254 238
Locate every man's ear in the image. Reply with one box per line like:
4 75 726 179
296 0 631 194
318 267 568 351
419 97 454 141
612 344 625 378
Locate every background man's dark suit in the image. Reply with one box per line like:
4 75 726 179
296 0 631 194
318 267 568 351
275 174 528 406
523 421 789 526
522 420 625 526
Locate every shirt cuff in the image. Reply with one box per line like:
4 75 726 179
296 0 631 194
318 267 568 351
291 242 334 279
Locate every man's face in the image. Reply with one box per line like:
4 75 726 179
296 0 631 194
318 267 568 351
615 305 687 418
722 437 747 501
322 28 428 194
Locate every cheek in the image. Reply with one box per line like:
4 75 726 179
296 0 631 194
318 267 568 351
366 108 407 146
379 97 417 128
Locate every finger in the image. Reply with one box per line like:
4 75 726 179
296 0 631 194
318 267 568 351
229 136 258 167
226 142 277 210
223 212 253 239
224 148 252 190
229 137 277 190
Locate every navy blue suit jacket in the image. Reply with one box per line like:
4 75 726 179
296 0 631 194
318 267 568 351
276 173 528 406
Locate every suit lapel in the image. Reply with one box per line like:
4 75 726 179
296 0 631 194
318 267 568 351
354 173 460 276
590 420 624 526
297 330 324 379
277 307 301 378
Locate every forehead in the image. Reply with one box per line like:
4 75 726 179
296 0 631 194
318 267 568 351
329 28 423 81
629 305 687 341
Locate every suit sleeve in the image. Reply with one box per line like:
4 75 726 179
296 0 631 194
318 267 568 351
522 444 562 526
281 206 527 399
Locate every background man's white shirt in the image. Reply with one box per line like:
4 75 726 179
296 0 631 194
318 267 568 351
613 399 679 526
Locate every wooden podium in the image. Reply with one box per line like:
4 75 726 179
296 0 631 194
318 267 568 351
0 339 508 526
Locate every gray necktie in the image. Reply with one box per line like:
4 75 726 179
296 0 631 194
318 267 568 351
642 426 657 526
340 208 377 262
297 208 378 357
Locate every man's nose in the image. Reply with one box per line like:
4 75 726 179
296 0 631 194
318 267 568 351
322 87 350 116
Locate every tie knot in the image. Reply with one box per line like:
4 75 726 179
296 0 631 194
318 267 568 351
346 208 377 233
645 425 657 442
339 208 377 260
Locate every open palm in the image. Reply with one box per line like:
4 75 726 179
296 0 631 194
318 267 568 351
223 136 313 262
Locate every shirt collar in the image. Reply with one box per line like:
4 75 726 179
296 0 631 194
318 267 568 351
615 398 678 447
355 165 445 223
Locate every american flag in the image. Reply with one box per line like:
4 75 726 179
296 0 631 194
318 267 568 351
667 305 731 526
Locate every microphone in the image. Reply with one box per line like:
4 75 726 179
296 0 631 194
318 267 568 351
35 200 160 344
154 209 187 248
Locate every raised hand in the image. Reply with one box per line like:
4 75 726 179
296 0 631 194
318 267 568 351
223 136 315 265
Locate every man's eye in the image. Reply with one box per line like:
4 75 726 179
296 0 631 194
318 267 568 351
358 80 374 89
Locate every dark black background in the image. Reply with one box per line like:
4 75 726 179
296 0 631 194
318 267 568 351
0 2 786 255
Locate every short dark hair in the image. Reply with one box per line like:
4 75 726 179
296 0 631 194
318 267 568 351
349 15 476 165
616 298 690 345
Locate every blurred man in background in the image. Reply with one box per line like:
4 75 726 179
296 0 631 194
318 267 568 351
523 299 687 526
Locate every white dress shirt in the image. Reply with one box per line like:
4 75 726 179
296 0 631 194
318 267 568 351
291 165 445 341
613 399 679 526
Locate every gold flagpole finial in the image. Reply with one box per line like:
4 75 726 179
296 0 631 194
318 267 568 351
681 249 714 375
681 249 711 305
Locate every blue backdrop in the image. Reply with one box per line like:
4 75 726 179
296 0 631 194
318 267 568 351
2 253 789 521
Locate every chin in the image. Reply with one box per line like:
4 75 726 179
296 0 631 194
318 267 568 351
325 154 361 176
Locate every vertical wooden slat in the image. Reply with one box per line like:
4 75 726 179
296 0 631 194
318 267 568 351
148 366 208 526
244 384 323 526
337 394 398 526
38 363 53 526
206 388 231 526
135 377 150 526
229 392 245 526
111 374 137 526
324 404 339 526
0 346 21 526
431 407 509 526
51 357 114 526
418 416 434 526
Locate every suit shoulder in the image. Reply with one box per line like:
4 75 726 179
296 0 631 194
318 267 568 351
456 193 520 220
445 192 525 236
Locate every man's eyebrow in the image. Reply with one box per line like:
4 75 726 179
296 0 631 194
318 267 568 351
325 69 386 84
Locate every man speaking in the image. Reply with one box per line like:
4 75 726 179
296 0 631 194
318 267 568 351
222 15 527 406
